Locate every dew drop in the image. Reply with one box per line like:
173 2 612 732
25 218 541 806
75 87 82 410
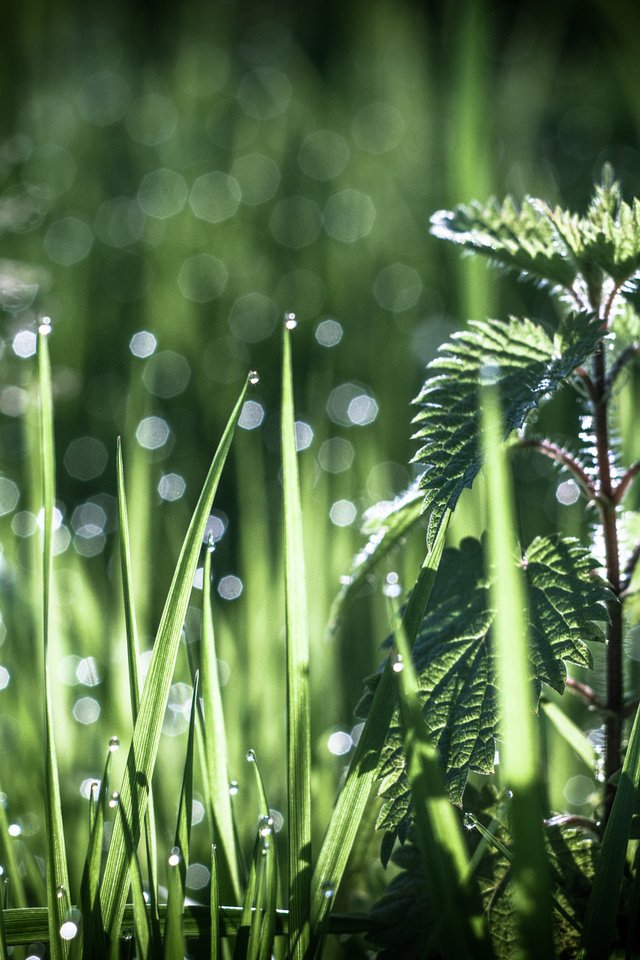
321 881 335 899
392 654 404 673
168 846 181 867
39 316 52 336
248 370 260 385
463 813 476 832
245 748 256 763
207 533 216 553
284 311 297 330
56 884 66 899
59 920 78 940
108 736 120 752
109 792 120 808
229 780 239 796
259 815 274 838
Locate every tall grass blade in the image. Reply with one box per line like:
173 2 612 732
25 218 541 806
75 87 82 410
281 324 312 959
310 511 450 934
246 751 278 960
480 377 554 960
578 697 640 959
210 844 220 960
116 438 160 943
388 599 491 959
0 881 7 960
100 378 249 938
540 699 596 770
79 751 112 960
162 673 198 959
200 542 241 903
38 323 72 960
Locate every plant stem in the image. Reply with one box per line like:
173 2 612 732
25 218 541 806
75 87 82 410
592 340 624 819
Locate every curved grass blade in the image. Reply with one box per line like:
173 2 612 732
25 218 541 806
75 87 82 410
116 438 160 945
100 377 249 939
38 323 72 960
199 543 241 903
246 751 278 960
388 598 491 960
578 698 640 959
163 673 198 959
309 511 450 935
481 377 554 960
282 324 311 960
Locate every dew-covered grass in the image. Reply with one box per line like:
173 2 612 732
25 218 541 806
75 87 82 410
1 1 640 956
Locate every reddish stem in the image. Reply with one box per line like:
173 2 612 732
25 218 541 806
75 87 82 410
517 438 597 500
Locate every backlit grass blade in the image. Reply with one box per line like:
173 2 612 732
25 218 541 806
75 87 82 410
0 882 7 960
210 844 220 960
310 511 450 933
541 699 596 770
162 674 198 959
281 322 311 960
116 438 160 943
578 696 640 959
199 542 241 903
38 322 72 960
100 377 249 939
481 377 554 960
78 749 113 960
246 751 278 960
388 598 491 960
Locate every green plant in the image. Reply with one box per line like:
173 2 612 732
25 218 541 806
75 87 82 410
342 167 640 958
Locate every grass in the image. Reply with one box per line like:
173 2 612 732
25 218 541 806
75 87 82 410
3 2 640 957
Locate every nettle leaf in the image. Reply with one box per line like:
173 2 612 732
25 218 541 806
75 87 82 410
412 313 604 548
431 173 640 300
430 196 578 290
375 535 611 828
366 815 599 960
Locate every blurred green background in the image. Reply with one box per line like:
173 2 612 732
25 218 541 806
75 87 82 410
1 0 640 939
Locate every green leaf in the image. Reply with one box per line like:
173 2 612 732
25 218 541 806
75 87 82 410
431 171 640 297
412 313 604 547
100 377 248 939
431 195 579 291
375 535 610 826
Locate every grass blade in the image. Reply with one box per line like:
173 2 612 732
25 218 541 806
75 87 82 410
540 699 596 770
281 323 311 960
578 697 640 958
162 673 198 959
100 376 249 939
116 438 161 945
309 511 450 934
79 751 113 960
199 541 241 903
210 844 220 960
481 377 554 960
0 880 7 960
0 783 27 909
246 751 278 960
38 322 72 960
388 599 491 959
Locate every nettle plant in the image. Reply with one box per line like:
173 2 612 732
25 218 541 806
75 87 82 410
345 170 640 958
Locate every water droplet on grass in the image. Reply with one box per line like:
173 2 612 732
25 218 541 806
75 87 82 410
229 780 239 796
392 654 404 673
245 748 256 762
59 920 78 940
168 846 181 866
108 735 120 752
259 816 274 837
39 316 52 336
56 885 66 899
321 881 335 899
248 370 259 385
109 792 120 808
284 311 297 329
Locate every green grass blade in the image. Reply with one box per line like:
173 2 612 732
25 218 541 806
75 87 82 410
210 844 220 960
79 750 113 960
281 323 312 960
0 882 7 960
200 542 241 903
38 322 72 960
310 511 450 933
246 751 278 960
116 438 161 943
162 674 198 960
481 378 554 960
100 377 249 938
578 697 640 958
389 599 491 960
541 699 596 770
